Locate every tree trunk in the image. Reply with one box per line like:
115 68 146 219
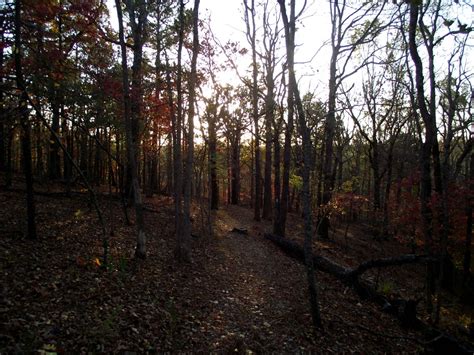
15 0 37 240
166 132 173 194
180 0 200 262
116 0 146 259
263 69 274 220
49 99 61 180
35 119 43 178
209 106 218 210
277 70 293 236
244 0 262 222
0 14 5 173
230 135 241 205
408 2 435 313
319 45 337 239
372 145 381 213
171 0 185 257
273 121 281 235
464 151 473 281
48 8 64 181
250 135 254 208
149 122 158 195
279 0 322 330
226 139 231 204
382 144 394 238
5 128 13 187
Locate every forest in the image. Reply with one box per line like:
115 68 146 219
0 0 473 352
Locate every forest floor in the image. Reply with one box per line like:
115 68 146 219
1 179 473 352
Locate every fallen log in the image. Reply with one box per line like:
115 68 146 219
265 233 432 283
264 233 432 318
264 233 350 276
231 227 248 235
264 233 474 353
347 254 434 279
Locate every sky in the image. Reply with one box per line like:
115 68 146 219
106 0 333 95
201 0 474 94
105 0 473 112
201 0 333 95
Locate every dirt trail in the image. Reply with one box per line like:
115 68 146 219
187 204 419 352
0 188 420 352
199 205 309 351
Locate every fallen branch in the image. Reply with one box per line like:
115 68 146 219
264 233 349 276
264 233 474 353
231 227 248 235
264 233 431 283
264 233 427 318
347 254 434 280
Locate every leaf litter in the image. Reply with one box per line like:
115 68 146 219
0 184 461 352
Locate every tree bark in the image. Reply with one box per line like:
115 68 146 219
209 101 219 210
115 0 146 259
15 0 37 240
48 8 63 181
171 0 185 257
408 2 435 313
276 63 293 236
230 134 241 205
244 0 261 222
319 15 338 239
262 60 275 220
272 113 282 235
180 0 200 262
166 131 173 195
0 13 5 172
279 0 322 330
464 151 473 281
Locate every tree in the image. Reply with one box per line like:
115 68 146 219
14 0 36 240
244 0 262 221
260 0 280 220
220 86 246 206
115 0 147 259
0 7 6 173
278 0 322 331
180 0 200 262
320 0 388 239
344 52 407 230
406 0 472 318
